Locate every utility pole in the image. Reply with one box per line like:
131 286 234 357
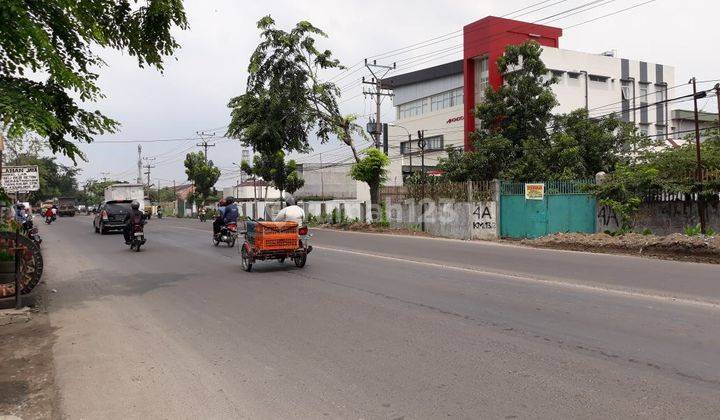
196 131 216 163
142 157 156 188
715 83 720 130
363 59 396 148
417 130 426 232
100 171 110 183
690 77 707 234
137 145 143 184
319 152 324 201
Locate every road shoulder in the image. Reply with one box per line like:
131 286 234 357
0 287 59 419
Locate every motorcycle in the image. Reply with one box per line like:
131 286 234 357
199 212 207 222
129 222 146 252
157 211 163 219
214 222 237 247
22 217 42 247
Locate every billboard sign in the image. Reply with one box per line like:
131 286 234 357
2 166 40 193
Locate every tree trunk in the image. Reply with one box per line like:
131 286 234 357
369 183 380 223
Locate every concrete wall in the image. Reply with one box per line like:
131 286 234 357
597 200 720 235
387 200 498 240
295 164 369 201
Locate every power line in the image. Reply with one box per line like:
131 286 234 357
564 0 657 29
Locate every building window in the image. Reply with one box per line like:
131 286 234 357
621 81 632 100
429 88 463 113
400 135 444 155
474 56 489 104
638 125 649 136
656 126 666 138
639 84 648 102
656 88 666 103
568 72 580 80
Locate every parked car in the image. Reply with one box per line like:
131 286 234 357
93 200 133 234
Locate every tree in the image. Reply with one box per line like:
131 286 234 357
226 16 367 168
148 187 177 203
0 1 187 161
184 152 220 205
242 152 305 200
349 149 390 216
82 179 126 205
8 154 80 204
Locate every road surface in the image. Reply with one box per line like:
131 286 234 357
41 216 720 418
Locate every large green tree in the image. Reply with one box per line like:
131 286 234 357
226 16 367 170
184 152 220 205
0 0 187 161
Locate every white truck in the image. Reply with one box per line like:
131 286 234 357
104 184 145 204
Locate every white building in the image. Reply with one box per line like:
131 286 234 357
381 15 676 181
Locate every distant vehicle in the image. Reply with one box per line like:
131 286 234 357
94 200 133 234
58 197 77 216
104 184 145 204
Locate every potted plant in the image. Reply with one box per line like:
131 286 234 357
0 249 16 282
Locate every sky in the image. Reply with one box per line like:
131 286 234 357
69 0 720 188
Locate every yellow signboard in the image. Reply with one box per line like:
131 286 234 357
525 183 545 200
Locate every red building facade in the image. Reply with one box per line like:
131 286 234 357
462 16 562 150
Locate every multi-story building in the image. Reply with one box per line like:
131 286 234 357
381 16 676 180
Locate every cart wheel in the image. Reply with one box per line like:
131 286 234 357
213 236 220 247
293 254 307 268
241 246 253 272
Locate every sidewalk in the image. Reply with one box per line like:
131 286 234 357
0 289 58 419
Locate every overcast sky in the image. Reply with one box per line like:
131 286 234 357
70 0 720 188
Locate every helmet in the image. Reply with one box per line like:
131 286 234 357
225 196 235 204
285 195 296 206
218 199 226 206
131 201 140 210
15 203 24 209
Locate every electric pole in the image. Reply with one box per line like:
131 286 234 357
417 130 426 232
196 131 216 163
715 83 720 130
690 77 707 234
363 59 396 148
100 171 110 183
137 145 143 184
142 157 156 188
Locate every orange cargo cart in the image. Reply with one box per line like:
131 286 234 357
240 221 312 272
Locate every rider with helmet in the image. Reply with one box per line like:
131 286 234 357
273 195 305 225
213 198 227 236
222 197 239 226
123 201 146 245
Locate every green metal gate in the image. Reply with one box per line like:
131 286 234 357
500 180 597 238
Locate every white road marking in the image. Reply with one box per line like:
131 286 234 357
313 245 720 310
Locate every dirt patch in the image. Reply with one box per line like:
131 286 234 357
523 233 720 264
316 222 432 237
0 289 59 419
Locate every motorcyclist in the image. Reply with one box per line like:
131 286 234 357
223 197 239 226
157 205 163 218
14 203 27 224
213 199 227 236
273 195 305 225
123 201 146 245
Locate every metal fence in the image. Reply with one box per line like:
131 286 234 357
500 180 595 196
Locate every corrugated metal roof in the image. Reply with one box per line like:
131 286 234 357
380 60 463 89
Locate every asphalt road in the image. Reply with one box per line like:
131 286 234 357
41 215 720 418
